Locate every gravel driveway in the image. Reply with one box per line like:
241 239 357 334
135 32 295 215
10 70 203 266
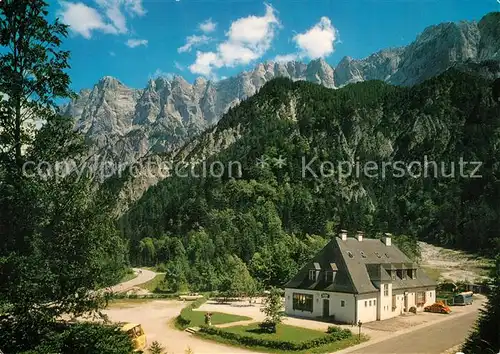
103 300 260 354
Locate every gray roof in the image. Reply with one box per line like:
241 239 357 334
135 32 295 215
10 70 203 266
284 237 436 294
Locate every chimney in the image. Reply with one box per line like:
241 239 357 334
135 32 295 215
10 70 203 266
383 233 392 246
340 229 348 241
356 231 363 242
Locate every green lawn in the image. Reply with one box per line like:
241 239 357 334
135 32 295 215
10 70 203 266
223 323 327 343
119 269 137 283
185 310 251 327
197 323 368 354
137 274 170 293
175 298 252 329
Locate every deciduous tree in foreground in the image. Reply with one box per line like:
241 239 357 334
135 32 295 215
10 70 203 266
0 0 127 352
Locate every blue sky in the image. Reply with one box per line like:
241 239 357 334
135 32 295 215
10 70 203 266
49 0 499 92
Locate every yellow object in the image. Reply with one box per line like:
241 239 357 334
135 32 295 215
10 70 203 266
121 323 147 352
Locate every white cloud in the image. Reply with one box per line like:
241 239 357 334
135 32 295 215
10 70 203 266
273 53 299 63
124 0 146 16
226 4 278 47
293 17 338 59
189 3 280 77
174 61 185 71
126 38 148 48
59 0 146 38
189 51 219 76
199 18 217 33
150 69 174 80
58 2 118 39
178 35 211 53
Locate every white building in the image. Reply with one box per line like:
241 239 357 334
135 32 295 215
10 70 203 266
284 231 436 324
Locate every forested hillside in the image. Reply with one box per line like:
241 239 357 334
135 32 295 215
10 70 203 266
120 67 500 292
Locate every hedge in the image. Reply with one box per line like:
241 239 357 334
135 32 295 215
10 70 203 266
175 297 207 329
198 325 352 351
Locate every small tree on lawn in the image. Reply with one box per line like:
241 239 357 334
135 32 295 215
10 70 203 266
148 341 165 354
260 287 284 333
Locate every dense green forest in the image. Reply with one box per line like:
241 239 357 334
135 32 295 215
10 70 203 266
120 67 500 292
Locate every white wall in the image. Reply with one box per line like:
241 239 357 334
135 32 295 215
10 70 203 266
285 287 436 324
392 292 406 315
378 283 394 321
356 293 378 323
328 292 356 324
284 289 355 323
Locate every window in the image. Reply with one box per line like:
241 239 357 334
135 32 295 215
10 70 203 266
309 270 317 281
383 284 389 296
347 251 354 258
360 251 367 258
293 293 314 312
325 271 334 282
341 300 346 307
375 252 381 258
369 300 372 306
391 271 396 280
416 292 426 305
396 269 404 279
365 301 367 307
374 299 376 306
392 295 396 310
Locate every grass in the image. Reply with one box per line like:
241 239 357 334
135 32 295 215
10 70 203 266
223 323 327 343
175 298 252 329
119 270 137 283
137 274 170 293
197 324 368 354
186 311 251 327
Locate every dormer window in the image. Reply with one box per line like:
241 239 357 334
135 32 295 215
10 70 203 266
360 251 367 258
391 270 396 280
409 269 416 279
347 251 354 258
309 269 317 281
325 271 334 282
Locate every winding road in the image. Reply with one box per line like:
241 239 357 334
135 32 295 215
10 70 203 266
109 268 157 293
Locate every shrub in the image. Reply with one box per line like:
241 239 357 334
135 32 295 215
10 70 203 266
3 321 134 354
327 325 343 334
258 320 276 333
199 325 352 351
148 340 165 354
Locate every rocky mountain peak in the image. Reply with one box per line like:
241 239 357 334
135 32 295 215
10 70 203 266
305 58 335 88
66 11 500 177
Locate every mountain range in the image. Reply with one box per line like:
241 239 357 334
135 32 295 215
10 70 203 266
64 13 499 166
